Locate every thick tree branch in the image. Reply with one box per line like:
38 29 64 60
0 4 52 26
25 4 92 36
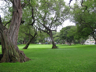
50 14 57 28
37 17 50 31
29 7 35 26
24 32 32 37
79 16 94 34
37 26 49 35
4 20 11 26
81 0 88 11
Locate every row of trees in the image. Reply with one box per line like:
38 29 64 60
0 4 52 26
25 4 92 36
60 0 96 45
18 25 88 46
0 0 96 63
0 0 69 62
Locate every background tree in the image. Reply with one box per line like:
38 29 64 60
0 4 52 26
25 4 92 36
19 24 37 49
36 31 49 44
60 26 77 45
36 0 69 49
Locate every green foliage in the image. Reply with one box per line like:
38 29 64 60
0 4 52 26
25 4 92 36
36 0 69 29
18 24 37 44
0 1 12 27
0 44 96 72
53 32 60 44
71 0 96 41
36 31 49 43
60 26 77 44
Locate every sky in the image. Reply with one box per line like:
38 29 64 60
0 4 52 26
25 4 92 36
0 0 76 32
0 0 6 17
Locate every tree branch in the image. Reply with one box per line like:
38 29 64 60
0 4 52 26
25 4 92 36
4 20 11 26
29 7 35 26
38 28 49 35
0 16 6 32
81 0 88 11
24 32 32 37
21 0 30 8
50 14 57 28
21 3 26 8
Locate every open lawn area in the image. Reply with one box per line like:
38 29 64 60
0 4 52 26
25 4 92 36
0 44 96 72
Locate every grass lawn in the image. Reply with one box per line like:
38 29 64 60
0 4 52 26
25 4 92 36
0 44 96 72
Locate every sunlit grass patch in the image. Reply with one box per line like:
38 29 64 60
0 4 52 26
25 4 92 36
0 44 96 72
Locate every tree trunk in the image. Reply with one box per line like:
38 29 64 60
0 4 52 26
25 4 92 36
92 35 96 45
93 38 96 45
0 0 30 63
23 38 32 49
49 31 58 49
23 34 37 49
95 40 96 45
0 31 30 62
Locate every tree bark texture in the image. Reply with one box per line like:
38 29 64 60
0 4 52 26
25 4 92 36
49 31 58 49
0 0 30 63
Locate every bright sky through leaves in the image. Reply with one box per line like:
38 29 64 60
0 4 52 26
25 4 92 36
0 0 75 32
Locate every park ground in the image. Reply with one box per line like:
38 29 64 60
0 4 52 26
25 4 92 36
0 44 96 72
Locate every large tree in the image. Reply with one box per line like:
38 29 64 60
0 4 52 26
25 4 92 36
36 0 69 49
0 0 30 63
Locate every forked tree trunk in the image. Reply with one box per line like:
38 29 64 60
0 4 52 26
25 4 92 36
49 31 58 49
0 0 30 63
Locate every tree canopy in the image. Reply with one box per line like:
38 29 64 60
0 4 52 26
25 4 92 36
70 0 96 44
60 26 77 45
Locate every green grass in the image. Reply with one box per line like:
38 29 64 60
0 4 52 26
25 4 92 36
0 44 96 72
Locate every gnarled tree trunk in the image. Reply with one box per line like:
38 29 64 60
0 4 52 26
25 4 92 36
0 0 30 63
